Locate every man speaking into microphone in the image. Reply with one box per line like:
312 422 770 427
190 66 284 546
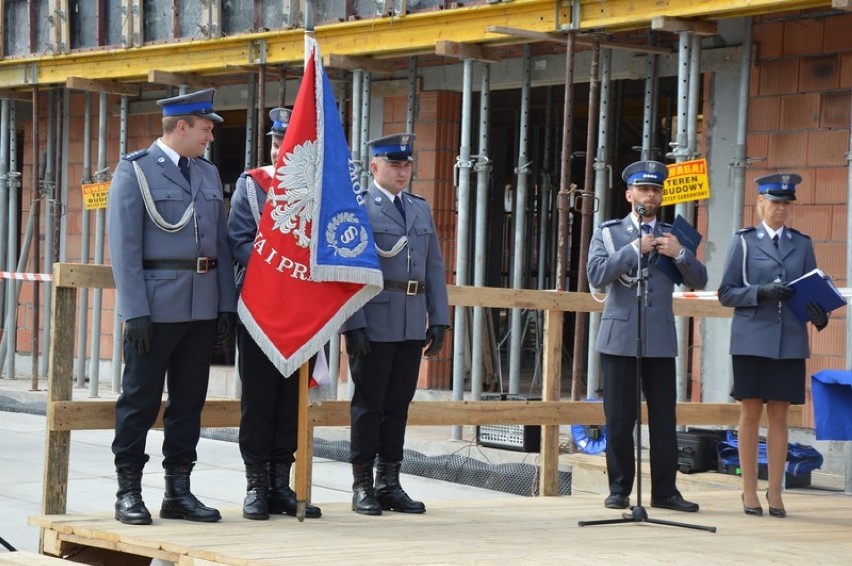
587 160 708 513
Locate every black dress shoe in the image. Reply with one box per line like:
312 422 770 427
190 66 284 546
604 494 630 509
741 493 763 516
650 494 699 512
765 490 786 518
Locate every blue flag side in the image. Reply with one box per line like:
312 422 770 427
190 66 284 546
311 64 382 283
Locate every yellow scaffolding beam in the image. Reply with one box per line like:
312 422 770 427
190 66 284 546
0 0 834 90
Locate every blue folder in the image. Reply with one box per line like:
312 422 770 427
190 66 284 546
785 269 846 324
653 214 702 285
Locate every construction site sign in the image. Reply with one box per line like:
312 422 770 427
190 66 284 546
662 158 709 206
81 181 110 210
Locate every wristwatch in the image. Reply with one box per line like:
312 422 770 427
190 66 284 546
674 248 686 263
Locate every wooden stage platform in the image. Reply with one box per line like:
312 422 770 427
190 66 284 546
29 490 851 565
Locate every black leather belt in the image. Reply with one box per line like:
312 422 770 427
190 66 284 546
142 258 218 273
384 279 426 295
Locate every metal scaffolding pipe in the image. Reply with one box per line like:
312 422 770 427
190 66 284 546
451 58 475 440
556 33 576 294
75 93 93 388
244 78 257 171
586 47 613 401
471 63 491 402
406 57 417 134
570 40 601 401
359 72 371 192
2 103 18 380
91 92 107 395
508 45 533 394
256 66 266 169
673 32 693 403
844 54 852 495
731 18 752 230
0 99 8 327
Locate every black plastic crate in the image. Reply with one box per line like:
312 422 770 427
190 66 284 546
676 428 728 474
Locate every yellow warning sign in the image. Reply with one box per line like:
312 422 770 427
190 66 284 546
662 158 710 206
82 181 110 210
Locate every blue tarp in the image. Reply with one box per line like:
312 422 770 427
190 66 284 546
811 370 852 441
716 430 823 476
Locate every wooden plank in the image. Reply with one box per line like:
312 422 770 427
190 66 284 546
322 54 391 74
0 551 70 565
651 16 718 36
540 309 562 496
43 272 77 516
435 40 500 62
30 493 852 564
47 398 802 431
52 262 115 290
485 25 673 55
148 69 217 88
65 76 140 96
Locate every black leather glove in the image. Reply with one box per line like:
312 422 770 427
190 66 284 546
423 325 447 357
217 312 236 341
756 282 794 302
125 316 153 354
806 302 829 331
344 328 371 359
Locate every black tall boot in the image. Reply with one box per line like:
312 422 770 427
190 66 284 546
351 463 382 516
268 461 322 518
115 466 152 525
375 461 425 513
243 463 270 520
159 464 221 522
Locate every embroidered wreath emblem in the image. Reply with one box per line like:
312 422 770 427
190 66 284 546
326 212 369 258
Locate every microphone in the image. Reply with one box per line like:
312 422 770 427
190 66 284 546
635 204 648 216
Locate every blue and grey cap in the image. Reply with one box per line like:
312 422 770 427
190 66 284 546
157 88 223 124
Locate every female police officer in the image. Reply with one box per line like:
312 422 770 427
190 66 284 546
718 173 829 518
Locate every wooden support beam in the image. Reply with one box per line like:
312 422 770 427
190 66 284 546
148 69 217 88
0 89 35 102
65 76 139 97
46 398 802 431
435 40 500 63
322 54 393 74
651 16 718 36
486 25 673 55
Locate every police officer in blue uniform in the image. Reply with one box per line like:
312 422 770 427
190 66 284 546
587 160 708 513
341 133 450 515
228 108 322 521
718 173 828 518
107 88 236 525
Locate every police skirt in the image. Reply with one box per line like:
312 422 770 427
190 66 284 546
731 355 806 405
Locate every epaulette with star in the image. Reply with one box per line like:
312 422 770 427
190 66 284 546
735 226 756 235
407 192 426 201
600 219 620 228
660 222 672 228
196 155 214 165
123 148 149 161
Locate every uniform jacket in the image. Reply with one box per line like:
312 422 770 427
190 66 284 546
341 184 450 342
228 166 274 295
587 214 708 357
106 141 236 323
718 224 816 359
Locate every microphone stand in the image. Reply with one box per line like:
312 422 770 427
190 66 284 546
579 215 715 533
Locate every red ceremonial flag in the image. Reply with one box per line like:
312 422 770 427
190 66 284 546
238 37 383 377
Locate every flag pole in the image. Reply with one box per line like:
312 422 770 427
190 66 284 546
295 360 310 522
293 0 315 524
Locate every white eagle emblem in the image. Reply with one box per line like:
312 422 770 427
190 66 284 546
268 140 318 248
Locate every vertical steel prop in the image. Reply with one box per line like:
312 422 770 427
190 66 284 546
570 38 601 401
75 93 93 388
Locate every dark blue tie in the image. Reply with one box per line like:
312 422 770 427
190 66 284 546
178 156 191 183
641 224 652 235
772 234 779 249
393 195 406 222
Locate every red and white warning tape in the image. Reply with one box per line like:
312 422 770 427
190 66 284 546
0 271 54 281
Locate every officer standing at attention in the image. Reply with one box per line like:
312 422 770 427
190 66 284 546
718 173 828 518
587 160 708 513
341 133 450 516
107 88 236 525
228 108 322 521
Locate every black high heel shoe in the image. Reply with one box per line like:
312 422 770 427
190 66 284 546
765 490 786 518
741 493 763 516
